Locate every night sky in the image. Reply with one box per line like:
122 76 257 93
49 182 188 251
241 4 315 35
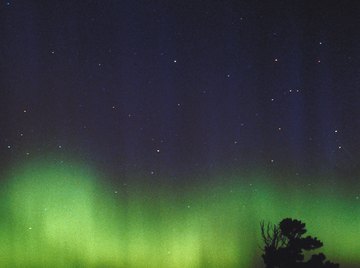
0 1 360 267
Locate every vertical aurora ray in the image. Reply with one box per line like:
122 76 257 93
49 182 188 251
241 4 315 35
0 160 359 267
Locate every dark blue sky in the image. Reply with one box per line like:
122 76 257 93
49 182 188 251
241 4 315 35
1 0 360 184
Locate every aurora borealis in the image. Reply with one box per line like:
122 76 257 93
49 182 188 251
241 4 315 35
1 1 360 267
0 159 359 267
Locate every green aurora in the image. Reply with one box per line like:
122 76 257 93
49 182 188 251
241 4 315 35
0 159 359 267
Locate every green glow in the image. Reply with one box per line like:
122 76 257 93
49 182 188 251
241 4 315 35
0 161 359 267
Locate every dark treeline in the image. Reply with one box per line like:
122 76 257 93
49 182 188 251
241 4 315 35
260 218 339 268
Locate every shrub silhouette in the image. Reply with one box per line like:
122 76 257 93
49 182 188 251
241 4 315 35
260 218 339 268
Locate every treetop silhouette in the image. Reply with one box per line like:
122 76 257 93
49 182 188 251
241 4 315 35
261 218 339 268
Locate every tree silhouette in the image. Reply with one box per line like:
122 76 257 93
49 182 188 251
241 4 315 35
260 218 339 268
